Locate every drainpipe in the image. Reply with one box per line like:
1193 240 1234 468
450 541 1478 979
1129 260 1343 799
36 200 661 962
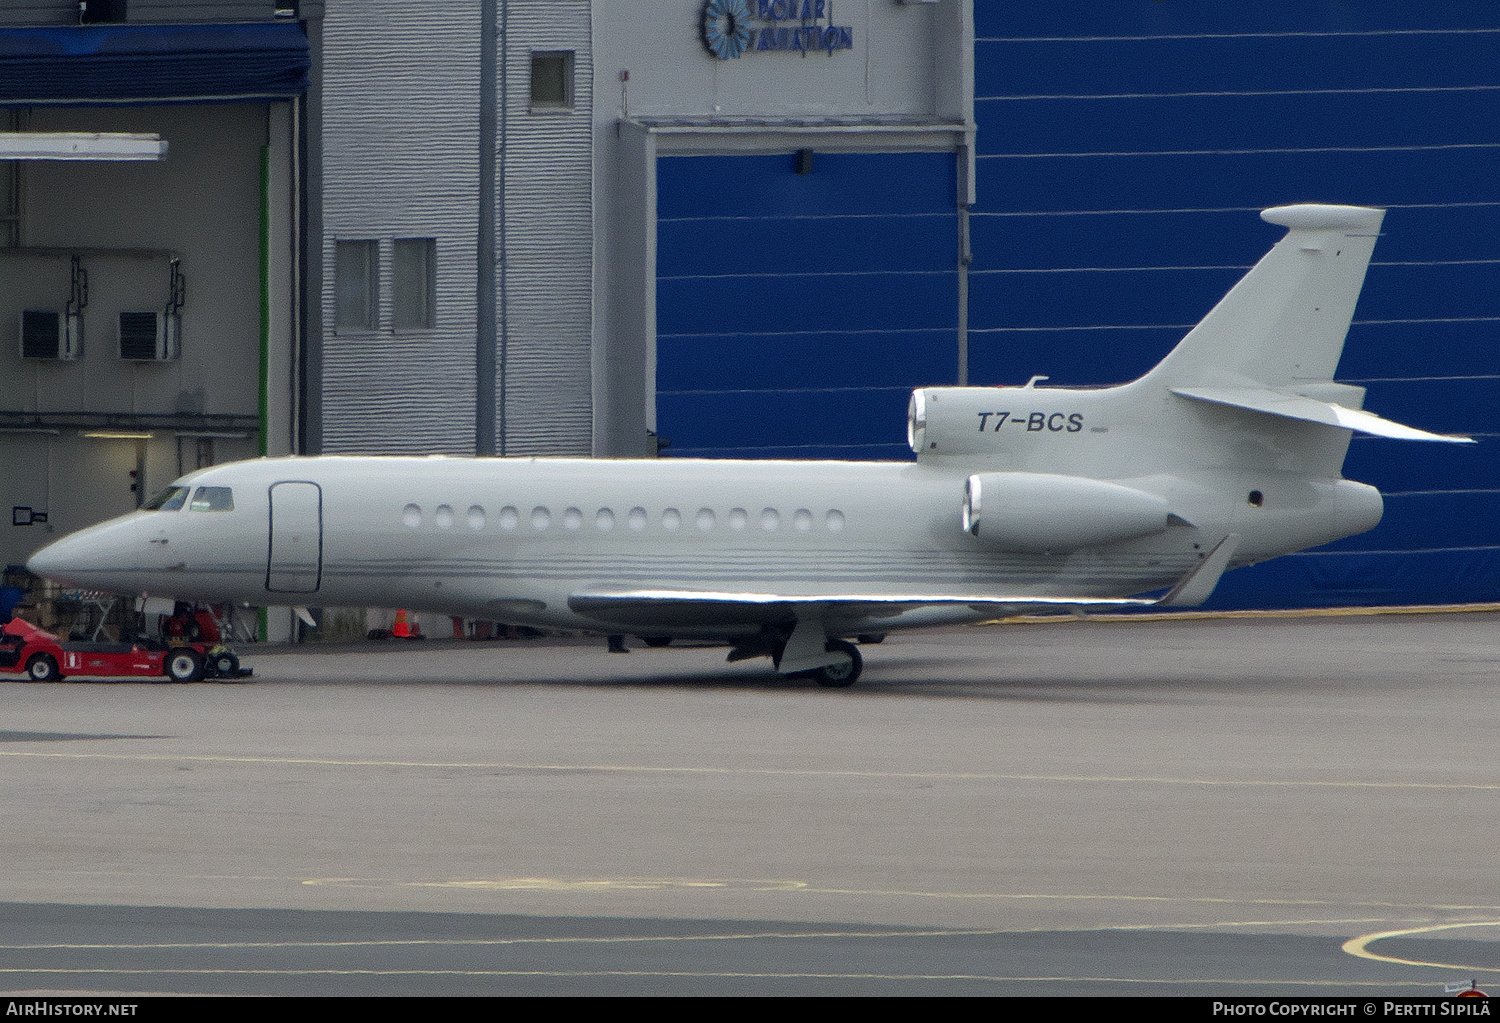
476 0 498 455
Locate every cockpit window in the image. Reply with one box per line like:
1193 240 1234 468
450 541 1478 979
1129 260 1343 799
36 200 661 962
189 486 235 512
143 486 190 511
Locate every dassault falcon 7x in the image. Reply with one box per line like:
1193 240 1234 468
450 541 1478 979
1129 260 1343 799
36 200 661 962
27 205 1472 686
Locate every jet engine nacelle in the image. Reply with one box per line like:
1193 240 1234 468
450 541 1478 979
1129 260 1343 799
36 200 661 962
962 472 1172 553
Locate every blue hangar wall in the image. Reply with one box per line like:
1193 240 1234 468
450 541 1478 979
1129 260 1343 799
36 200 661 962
656 1 1499 609
655 151 959 461
970 1 1500 609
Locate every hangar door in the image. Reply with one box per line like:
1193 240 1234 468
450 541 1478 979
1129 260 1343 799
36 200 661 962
655 151 960 460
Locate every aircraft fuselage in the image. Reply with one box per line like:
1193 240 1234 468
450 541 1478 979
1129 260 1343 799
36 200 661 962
25 451 1375 639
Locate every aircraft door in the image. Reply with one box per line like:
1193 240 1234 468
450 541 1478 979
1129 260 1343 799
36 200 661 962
266 481 322 593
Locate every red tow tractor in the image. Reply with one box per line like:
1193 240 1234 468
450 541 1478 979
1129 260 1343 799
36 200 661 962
0 609 252 683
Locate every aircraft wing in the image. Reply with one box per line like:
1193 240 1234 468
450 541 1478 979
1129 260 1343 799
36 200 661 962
568 536 1240 625
1172 386 1474 443
567 589 1158 626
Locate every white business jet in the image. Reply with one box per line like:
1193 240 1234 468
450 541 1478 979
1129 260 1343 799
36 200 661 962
26 205 1472 686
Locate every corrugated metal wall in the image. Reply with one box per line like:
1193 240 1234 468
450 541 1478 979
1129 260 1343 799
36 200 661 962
656 151 960 460
971 1 1500 608
319 0 479 454
495 0 593 456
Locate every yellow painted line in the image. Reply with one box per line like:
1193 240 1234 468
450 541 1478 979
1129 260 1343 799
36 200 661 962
984 602 1500 625
1342 921 1500 974
1 748 1496 792
0 968 1458 985
0 928 990 951
300 875 1500 913
0 918 1404 953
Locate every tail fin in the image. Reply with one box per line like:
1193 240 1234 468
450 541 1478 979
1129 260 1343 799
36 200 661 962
1144 204 1385 389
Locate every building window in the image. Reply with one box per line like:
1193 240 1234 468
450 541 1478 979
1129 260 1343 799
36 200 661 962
1 111 22 248
80 0 126 24
392 238 435 329
531 51 574 110
335 240 377 329
0 162 18 248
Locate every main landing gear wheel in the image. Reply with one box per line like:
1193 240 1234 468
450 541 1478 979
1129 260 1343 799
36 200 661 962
812 640 862 688
165 648 205 683
25 653 59 682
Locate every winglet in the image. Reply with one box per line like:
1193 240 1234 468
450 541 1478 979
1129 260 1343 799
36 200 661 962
1157 534 1240 608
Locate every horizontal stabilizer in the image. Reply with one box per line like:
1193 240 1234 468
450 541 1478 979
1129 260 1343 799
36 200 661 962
1172 387 1474 443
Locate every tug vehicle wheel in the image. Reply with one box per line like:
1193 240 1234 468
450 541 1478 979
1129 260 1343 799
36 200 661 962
166 648 205 683
210 649 240 678
25 653 60 682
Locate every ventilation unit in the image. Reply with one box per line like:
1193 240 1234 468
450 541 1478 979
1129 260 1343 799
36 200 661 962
118 310 180 361
20 310 82 360
20 255 87 360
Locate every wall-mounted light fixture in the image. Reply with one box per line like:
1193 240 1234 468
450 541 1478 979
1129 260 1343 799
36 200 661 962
0 133 168 161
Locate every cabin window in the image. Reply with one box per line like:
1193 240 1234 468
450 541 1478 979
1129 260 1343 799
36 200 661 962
189 486 234 512
696 508 715 531
499 506 519 530
760 508 780 531
793 509 812 532
403 503 421 528
144 486 190 511
531 507 551 530
435 504 454 529
562 507 583 531
596 508 615 531
662 508 681 531
826 509 845 532
628 507 647 531
728 508 747 531
467 505 485 530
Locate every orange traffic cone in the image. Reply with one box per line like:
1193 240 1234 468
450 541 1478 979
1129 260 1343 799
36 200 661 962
392 609 411 639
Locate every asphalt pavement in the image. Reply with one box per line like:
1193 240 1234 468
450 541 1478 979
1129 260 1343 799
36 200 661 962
0 612 1496 995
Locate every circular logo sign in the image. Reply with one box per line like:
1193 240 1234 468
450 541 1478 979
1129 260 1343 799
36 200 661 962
702 0 753 60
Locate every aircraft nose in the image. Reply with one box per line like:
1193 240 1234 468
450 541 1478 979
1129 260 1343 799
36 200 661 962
25 541 57 579
26 515 145 591
26 531 92 587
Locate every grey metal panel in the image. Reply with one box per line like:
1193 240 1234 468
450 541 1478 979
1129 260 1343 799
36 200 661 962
0 1 76 24
128 1 276 22
318 0 480 455
497 0 592 456
0 1 279 25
